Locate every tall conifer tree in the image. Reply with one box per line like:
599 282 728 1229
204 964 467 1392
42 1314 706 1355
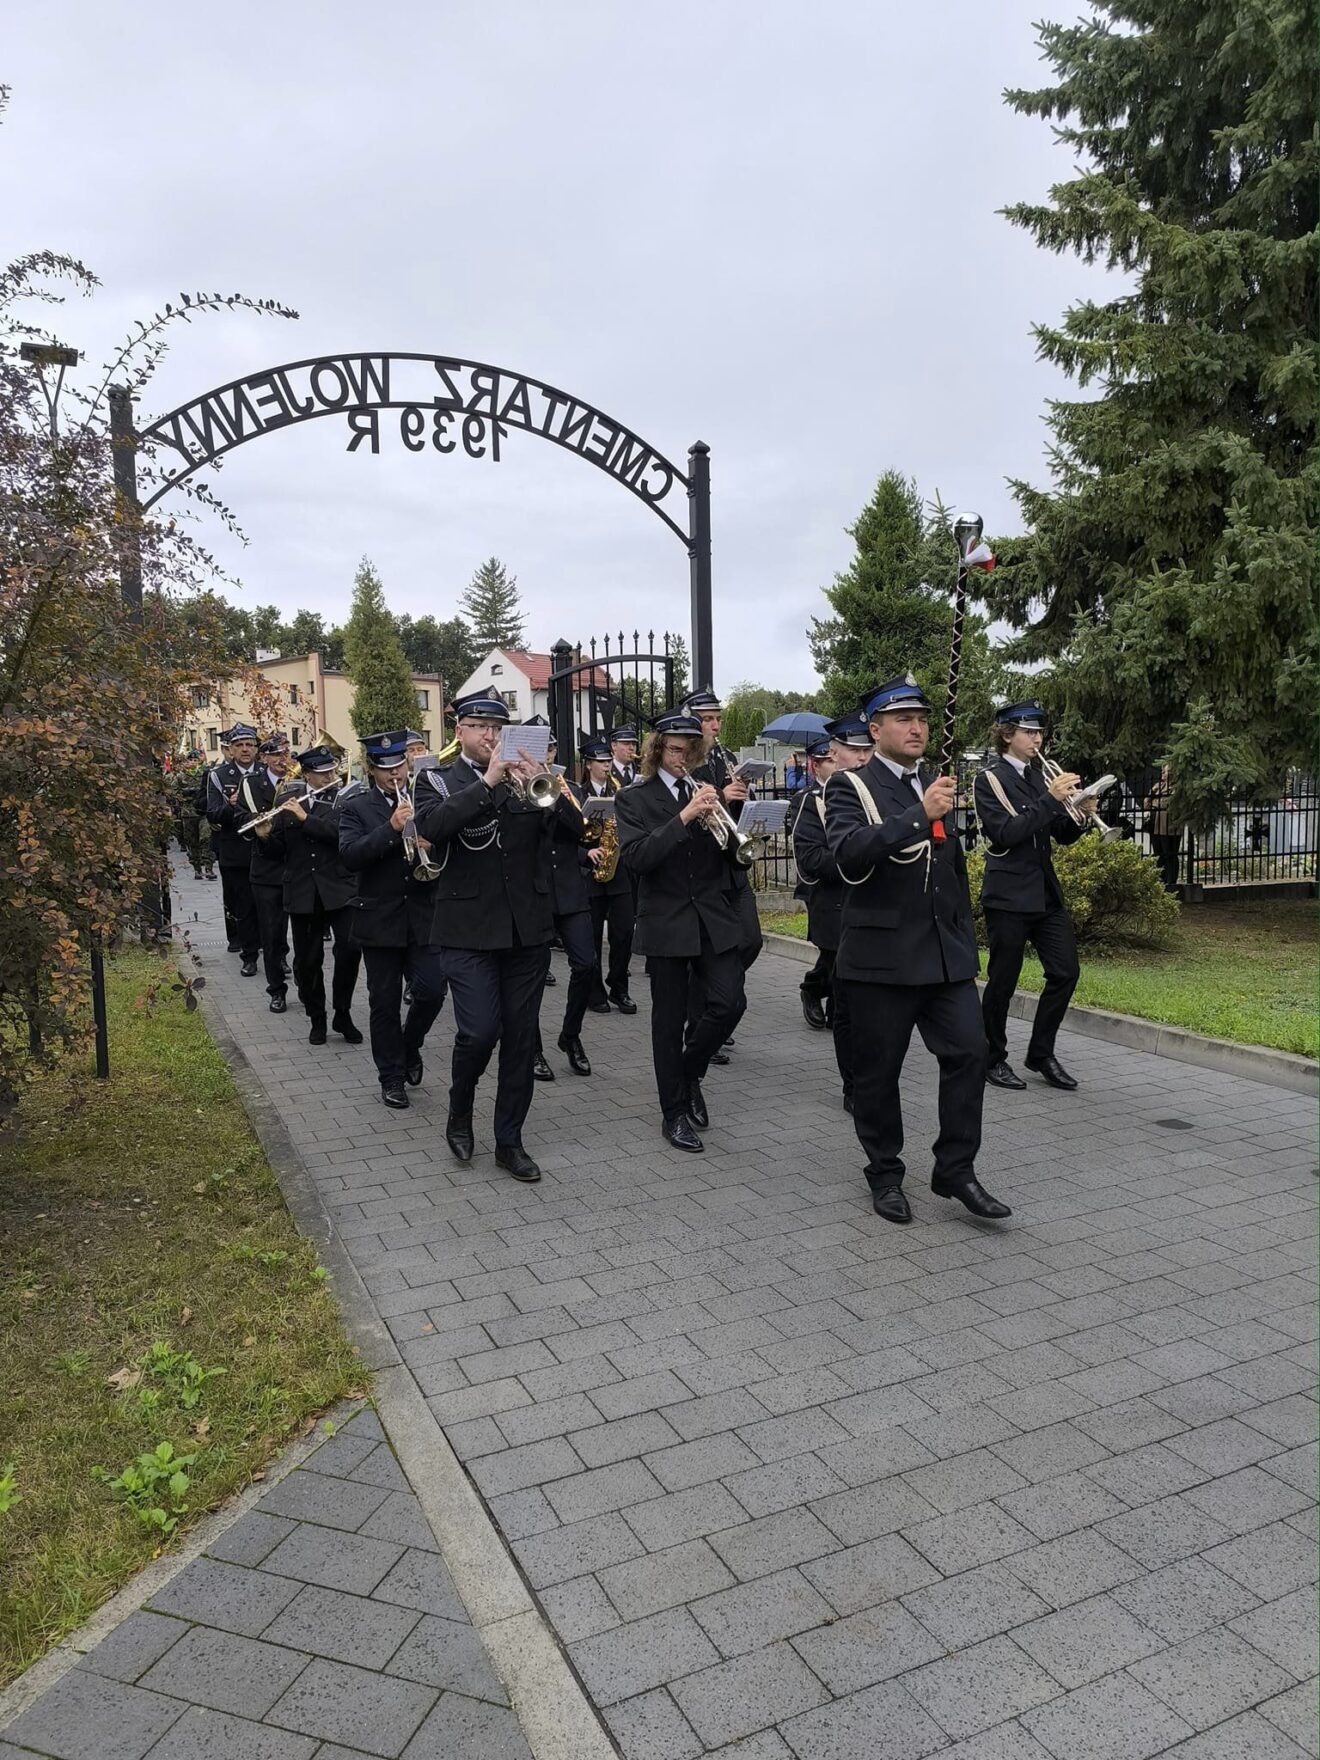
343 559 422 739
987 0 1316 821
461 557 526 651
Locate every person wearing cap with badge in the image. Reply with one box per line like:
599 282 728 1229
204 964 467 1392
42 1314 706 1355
265 746 363 1047
205 723 263 973
825 675 1009 1226
338 730 449 1109
791 714 873 1111
609 725 639 787
974 702 1088 1093
581 737 637 1014
237 737 295 1011
412 692 568 1183
531 733 602 1079
615 711 749 1154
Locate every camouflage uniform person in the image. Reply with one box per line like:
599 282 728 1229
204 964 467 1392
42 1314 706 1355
173 755 216 879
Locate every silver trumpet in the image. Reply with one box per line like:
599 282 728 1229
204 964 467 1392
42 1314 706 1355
397 781 444 881
238 775 341 836
1040 759 1124 843
699 796 759 867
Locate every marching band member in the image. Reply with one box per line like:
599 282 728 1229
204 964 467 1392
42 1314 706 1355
205 723 261 971
974 702 1087 1092
537 733 597 1077
791 714 873 1112
615 712 748 1154
684 687 764 979
412 694 560 1183
338 731 448 1110
238 737 294 1012
581 738 636 1014
825 676 1009 1225
265 745 363 1047
609 725 639 787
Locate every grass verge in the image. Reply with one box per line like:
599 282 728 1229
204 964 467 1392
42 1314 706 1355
760 898 1317 1058
0 946 363 1687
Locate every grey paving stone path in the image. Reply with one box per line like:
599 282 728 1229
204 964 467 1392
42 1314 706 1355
2 1405 528 1759
14 864 1317 1759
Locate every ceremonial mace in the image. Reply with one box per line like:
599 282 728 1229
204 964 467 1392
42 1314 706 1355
940 511 989 772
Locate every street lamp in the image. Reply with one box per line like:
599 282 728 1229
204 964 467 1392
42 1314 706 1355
20 340 80 440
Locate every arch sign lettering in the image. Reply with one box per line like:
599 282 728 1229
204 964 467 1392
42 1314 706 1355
121 352 714 680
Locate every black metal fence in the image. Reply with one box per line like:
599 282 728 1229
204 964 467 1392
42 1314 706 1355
548 631 677 777
743 764 1319 901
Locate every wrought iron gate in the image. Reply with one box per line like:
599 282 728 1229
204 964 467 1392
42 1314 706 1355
547 632 678 779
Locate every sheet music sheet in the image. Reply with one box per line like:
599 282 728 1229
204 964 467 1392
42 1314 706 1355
500 724 552 767
737 799 790 837
581 796 616 821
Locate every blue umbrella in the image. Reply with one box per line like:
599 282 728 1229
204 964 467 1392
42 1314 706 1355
759 711 829 744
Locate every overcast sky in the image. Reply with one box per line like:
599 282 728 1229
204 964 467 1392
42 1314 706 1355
3 1 1104 693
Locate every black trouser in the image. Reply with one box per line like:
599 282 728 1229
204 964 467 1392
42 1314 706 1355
685 885 760 1042
827 958 854 1101
541 910 595 1043
648 936 748 1123
802 946 834 1006
1151 833 1181 892
251 881 290 999
219 863 259 959
290 897 361 1024
843 977 986 1191
588 889 634 1002
439 943 550 1147
982 905 1080 1065
360 944 447 1086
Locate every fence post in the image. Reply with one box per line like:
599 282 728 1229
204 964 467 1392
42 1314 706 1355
549 638 576 782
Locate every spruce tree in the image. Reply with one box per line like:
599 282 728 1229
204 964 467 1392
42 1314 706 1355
461 556 526 651
987 0 1317 823
808 471 1002 741
343 559 423 739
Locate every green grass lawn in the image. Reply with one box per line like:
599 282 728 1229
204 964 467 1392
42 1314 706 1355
761 897 1318 1058
0 948 362 1687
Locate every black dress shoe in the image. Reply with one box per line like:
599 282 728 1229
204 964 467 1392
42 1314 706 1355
686 1079 709 1130
587 1001 612 1015
445 1114 474 1161
332 1013 364 1044
205 871 218 881
723 1037 736 1051
240 959 258 976
533 1053 555 1082
269 994 287 1014
381 1082 409 1110
986 1060 1027 1090
708 1049 730 1067
308 1018 327 1045
558 1035 591 1077
872 1187 913 1224
543 970 557 988
800 990 829 1031
404 1052 424 1087
662 1115 704 1153
843 1093 854 1115
495 1143 542 1182
1026 1054 1078 1091
931 1175 1012 1219
192 868 204 880
227 940 242 952
609 991 638 1016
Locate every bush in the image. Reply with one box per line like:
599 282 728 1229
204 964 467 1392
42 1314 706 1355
966 835 1179 951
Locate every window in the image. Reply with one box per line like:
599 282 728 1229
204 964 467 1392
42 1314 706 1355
191 686 210 709
501 691 518 710
490 663 503 676
289 685 300 705
289 727 299 749
207 728 219 752
416 689 430 710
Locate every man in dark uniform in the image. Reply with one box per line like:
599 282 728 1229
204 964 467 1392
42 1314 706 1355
825 676 1010 1226
265 745 363 1047
236 737 294 1013
338 731 448 1109
205 723 261 973
609 725 639 788
974 702 1088 1093
616 712 749 1154
684 687 764 981
791 714 873 1112
581 738 636 1014
413 693 562 1184
535 745 599 1077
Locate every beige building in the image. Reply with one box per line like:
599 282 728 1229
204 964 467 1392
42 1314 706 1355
181 651 444 761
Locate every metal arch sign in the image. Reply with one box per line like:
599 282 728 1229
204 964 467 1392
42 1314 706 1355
136 352 691 543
